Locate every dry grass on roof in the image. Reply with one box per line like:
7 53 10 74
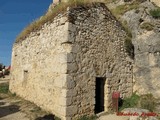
15 0 100 43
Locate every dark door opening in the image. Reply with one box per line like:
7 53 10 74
95 77 106 114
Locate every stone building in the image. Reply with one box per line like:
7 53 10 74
10 2 133 120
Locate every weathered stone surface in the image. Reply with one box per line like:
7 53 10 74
10 13 69 119
121 1 160 98
10 2 133 120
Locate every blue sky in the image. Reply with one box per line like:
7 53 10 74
0 0 52 66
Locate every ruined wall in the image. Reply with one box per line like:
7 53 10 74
10 13 70 119
65 3 133 119
10 3 133 120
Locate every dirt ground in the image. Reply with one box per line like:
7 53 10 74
0 76 56 120
0 93 52 120
0 76 159 120
0 76 129 120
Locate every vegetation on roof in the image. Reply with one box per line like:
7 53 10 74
149 7 160 19
15 0 97 43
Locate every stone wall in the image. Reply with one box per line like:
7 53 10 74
66 3 133 119
10 3 133 120
10 13 70 119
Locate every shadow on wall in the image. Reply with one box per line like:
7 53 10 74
0 105 20 118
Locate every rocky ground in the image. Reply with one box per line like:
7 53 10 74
0 76 160 120
0 76 58 120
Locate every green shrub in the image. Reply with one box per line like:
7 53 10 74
150 8 160 19
121 20 134 59
139 94 156 112
124 37 134 59
140 22 154 31
122 20 132 38
78 115 97 120
16 0 96 43
30 106 41 112
119 93 156 112
111 1 139 17
10 92 16 97
54 116 61 120
119 93 140 111
0 83 9 94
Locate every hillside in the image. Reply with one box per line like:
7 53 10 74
105 0 160 98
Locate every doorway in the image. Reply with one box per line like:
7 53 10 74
95 77 106 114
